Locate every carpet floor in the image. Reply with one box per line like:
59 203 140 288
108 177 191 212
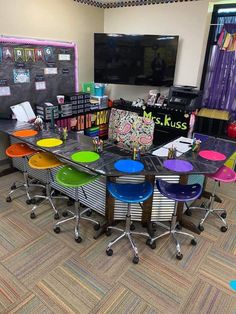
0 172 235 314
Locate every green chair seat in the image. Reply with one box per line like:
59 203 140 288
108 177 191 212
56 165 99 188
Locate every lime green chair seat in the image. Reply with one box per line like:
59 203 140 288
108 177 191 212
225 151 236 170
54 165 100 243
56 165 99 188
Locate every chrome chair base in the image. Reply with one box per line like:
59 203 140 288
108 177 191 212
190 204 228 232
53 201 100 242
106 210 150 264
189 179 228 232
6 171 45 204
147 216 197 260
30 183 69 220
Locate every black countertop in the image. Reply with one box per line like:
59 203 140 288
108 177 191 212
1 119 235 177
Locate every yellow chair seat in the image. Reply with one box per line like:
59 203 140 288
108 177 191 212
29 152 62 169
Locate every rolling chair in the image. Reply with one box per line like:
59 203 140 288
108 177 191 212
53 165 100 242
28 152 69 219
106 181 153 264
189 165 236 232
5 143 44 203
147 179 202 260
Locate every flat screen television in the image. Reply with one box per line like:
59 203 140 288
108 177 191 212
94 33 179 87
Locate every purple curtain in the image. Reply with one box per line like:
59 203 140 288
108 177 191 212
202 24 236 119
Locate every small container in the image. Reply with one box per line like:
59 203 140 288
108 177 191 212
60 127 68 142
57 95 65 104
192 139 201 152
167 146 176 159
93 138 103 153
132 146 137 160
94 84 105 97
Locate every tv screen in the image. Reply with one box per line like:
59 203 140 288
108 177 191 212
94 33 179 87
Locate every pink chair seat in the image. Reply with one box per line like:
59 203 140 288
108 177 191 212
207 165 236 183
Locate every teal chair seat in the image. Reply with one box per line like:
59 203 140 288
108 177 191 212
56 165 99 188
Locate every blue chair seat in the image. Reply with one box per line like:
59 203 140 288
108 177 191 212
107 181 153 203
156 180 202 202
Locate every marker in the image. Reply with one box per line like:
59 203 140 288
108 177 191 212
179 141 192 144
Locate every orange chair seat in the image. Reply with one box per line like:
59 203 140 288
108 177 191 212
12 129 38 137
6 143 37 158
29 152 62 169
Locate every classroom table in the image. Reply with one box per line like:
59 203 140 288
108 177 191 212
1 119 236 235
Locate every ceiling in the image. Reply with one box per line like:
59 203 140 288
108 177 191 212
74 0 200 9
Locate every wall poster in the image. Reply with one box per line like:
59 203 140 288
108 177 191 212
0 35 78 118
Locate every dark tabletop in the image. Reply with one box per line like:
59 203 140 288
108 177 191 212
1 119 236 177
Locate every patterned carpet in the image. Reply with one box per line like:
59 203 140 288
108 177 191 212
0 172 235 314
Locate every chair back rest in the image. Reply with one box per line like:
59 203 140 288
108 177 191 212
108 108 154 151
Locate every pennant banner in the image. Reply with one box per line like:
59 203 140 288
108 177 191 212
217 26 236 51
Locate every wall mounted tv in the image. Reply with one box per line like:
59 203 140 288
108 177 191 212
94 33 179 87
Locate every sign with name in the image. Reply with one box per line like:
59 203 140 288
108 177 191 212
62 68 69 74
44 67 57 75
35 74 45 82
0 86 11 96
58 54 71 61
143 108 190 131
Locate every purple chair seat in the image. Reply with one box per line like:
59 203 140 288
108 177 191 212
156 180 202 202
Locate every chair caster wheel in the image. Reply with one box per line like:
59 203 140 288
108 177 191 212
130 223 135 231
75 236 82 243
54 226 61 234
198 224 204 232
146 238 151 246
67 199 74 206
200 202 207 208
62 211 68 217
152 222 157 229
30 212 36 219
132 256 139 264
86 209 92 217
106 248 113 256
54 213 60 220
176 224 182 230
185 209 192 216
94 223 100 231
31 198 36 205
42 189 46 195
220 226 228 232
220 212 227 219
11 184 16 190
176 252 183 260
147 240 156 249
26 199 32 205
6 196 12 203
106 229 111 236
191 239 197 246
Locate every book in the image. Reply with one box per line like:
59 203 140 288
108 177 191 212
10 101 36 122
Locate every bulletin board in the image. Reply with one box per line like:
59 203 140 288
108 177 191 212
0 36 78 118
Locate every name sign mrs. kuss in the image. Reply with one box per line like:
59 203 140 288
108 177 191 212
143 109 190 131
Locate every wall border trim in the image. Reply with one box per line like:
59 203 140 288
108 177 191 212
74 0 200 9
